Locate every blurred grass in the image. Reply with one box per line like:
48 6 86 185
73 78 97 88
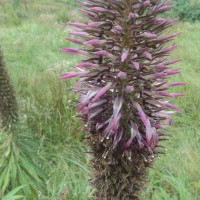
0 1 200 199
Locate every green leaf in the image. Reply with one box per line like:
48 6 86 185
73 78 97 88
2 186 25 200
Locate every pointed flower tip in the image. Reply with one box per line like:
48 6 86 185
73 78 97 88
133 102 148 126
66 38 84 45
117 71 127 80
95 50 114 59
144 52 152 60
175 32 182 36
90 7 106 12
61 71 87 79
164 58 182 65
95 50 107 55
170 82 187 86
76 62 98 68
77 0 92 7
143 0 150 7
84 39 105 46
93 82 112 102
121 49 129 62
161 102 182 110
157 91 185 97
125 86 134 93
143 32 158 38
133 62 139 70
61 48 87 56
171 93 186 97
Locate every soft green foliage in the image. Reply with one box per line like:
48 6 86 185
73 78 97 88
0 129 47 199
0 0 80 27
0 1 199 199
165 0 200 21
2 186 25 200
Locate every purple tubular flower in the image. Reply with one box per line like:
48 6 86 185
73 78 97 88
143 1 150 7
160 101 182 110
93 82 112 101
143 32 158 38
84 39 106 46
125 86 134 93
133 62 140 70
157 91 185 97
121 49 129 62
95 50 114 59
76 62 99 68
70 31 88 38
102 97 123 140
124 121 137 149
170 82 187 86
61 48 88 56
62 0 186 198
133 102 148 126
76 0 92 7
117 71 127 79
158 32 181 42
166 68 181 75
66 38 84 45
146 119 157 147
61 71 88 79
144 52 153 60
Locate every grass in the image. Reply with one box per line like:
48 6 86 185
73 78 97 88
0 1 200 199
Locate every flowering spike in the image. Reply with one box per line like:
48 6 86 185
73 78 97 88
62 0 185 199
0 50 18 129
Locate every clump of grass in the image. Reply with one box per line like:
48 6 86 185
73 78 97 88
56 7 84 23
0 129 47 199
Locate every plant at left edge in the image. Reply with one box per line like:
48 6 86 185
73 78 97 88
0 49 47 199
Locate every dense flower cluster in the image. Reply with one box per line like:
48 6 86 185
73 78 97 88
62 0 185 156
62 1 186 199
0 50 18 129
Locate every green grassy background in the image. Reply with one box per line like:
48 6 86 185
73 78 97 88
0 1 200 199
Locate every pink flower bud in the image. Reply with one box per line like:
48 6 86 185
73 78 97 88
121 49 129 62
61 71 88 79
125 86 134 93
143 32 158 38
117 71 127 79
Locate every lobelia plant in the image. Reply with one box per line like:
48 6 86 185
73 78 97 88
62 0 186 199
0 49 46 199
0 49 18 129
